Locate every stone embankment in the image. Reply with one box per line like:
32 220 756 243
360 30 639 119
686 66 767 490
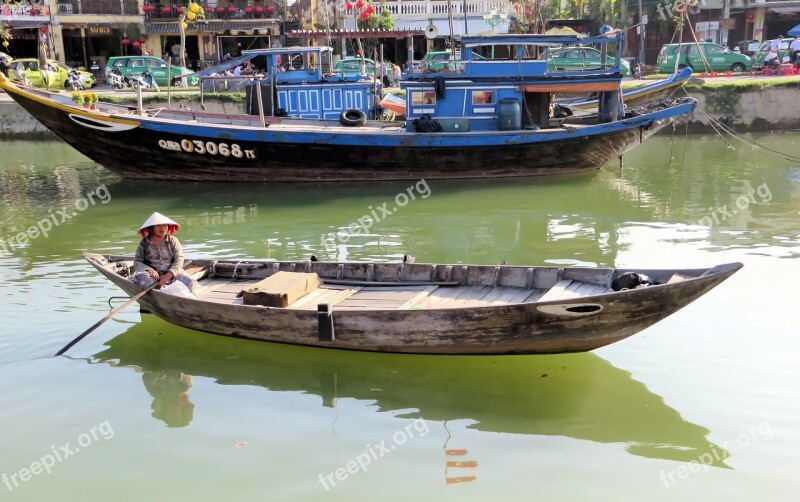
2 82 800 138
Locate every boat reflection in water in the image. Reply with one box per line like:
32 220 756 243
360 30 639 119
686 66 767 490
93 317 729 468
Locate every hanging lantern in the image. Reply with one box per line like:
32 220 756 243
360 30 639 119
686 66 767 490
162 6 172 14
255 5 263 14
121 37 130 46
186 11 196 20
204 6 212 13
139 37 146 44
228 5 236 13
39 25 47 33
143 4 154 14
176 6 184 14
189 2 201 13
345 2 353 10
132 41 141 48
2 40 9 48
245 6 252 14
360 11 369 20
365 5 374 14
266 5 274 13
216 6 225 13
355 0 364 8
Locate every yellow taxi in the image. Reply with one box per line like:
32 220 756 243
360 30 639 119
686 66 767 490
8 58 97 89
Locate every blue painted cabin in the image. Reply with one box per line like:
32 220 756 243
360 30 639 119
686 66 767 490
195 46 381 120
402 32 627 132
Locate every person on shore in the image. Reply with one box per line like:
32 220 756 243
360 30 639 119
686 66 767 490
765 50 780 68
769 35 783 58
790 36 800 63
133 212 197 292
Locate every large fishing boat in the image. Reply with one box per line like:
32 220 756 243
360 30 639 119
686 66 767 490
0 32 696 182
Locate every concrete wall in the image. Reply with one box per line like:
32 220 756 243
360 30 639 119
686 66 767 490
683 86 800 132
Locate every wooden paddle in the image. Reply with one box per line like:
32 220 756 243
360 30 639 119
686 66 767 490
54 281 158 357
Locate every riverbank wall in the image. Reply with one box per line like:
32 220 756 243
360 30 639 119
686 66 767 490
2 83 800 138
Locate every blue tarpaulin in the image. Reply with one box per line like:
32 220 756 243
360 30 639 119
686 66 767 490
788 24 800 37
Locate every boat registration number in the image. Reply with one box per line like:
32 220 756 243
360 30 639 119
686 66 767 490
159 139 256 159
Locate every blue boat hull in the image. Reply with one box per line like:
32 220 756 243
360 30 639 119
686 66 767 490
1 79 696 181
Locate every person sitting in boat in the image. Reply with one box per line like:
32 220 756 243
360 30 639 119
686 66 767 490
133 212 198 292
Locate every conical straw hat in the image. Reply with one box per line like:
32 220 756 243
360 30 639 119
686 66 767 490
138 212 181 237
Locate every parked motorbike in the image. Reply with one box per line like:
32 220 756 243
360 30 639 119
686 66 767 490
129 69 160 93
66 69 84 91
107 68 127 91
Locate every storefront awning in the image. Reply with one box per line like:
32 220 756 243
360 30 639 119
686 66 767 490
146 21 278 35
287 28 425 40
7 20 47 29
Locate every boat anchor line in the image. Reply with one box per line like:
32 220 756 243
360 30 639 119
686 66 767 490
67 114 139 132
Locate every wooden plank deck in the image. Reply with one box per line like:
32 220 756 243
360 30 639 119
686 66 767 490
194 278 611 310
538 280 611 302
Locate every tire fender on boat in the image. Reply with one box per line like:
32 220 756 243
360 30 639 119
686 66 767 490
339 109 367 127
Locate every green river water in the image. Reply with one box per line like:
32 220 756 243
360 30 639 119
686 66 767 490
0 134 798 501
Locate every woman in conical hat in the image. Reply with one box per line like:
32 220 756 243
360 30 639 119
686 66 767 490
133 212 196 292
138 211 180 237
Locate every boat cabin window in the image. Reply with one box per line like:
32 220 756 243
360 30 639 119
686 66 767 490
469 45 541 61
284 53 305 71
472 91 495 105
411 91 436 106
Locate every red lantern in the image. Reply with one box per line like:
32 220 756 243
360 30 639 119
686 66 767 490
245 6 252 14
360 11 369 20
162 6 171 14
204 6 212 13
255 5 263 13
139 37 146 44
132 41 141 48
121 37 130 46
356 0 364 8
345 2 353 10
266 5 274 12
39 25 47 33
216 6 225 13
228 6 236 13
143 4 154 13
365 5 374 14
176 6 184 14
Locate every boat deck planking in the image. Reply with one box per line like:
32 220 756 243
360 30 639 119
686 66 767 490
192 275 615 310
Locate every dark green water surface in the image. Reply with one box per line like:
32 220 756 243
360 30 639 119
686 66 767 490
0 135 797 501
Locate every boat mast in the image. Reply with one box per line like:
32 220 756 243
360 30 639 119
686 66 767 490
447 0 456 62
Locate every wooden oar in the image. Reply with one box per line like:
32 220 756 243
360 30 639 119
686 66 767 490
55 282 158 357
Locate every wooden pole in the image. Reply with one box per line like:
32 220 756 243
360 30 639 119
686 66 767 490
55 282 158 356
